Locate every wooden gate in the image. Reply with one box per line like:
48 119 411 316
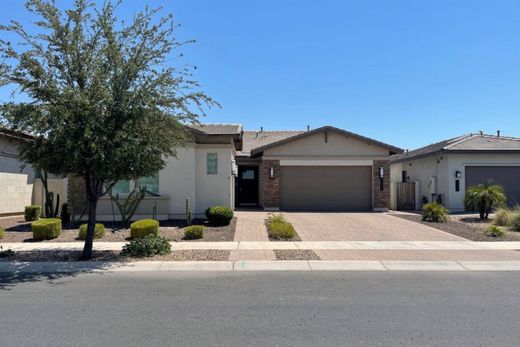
396 182 416 210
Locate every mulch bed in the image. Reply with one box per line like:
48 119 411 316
274 250 320 261
0 249 231 262
0 217 236 243
394 213 520 242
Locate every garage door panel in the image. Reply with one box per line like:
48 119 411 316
280 166 372 211
465 166 520 205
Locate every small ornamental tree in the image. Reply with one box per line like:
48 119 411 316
0 0 216 259
464 181 506 220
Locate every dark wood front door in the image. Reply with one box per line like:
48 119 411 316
237 166 259 206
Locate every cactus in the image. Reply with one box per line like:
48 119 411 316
185 196 192 226
38 169 61 218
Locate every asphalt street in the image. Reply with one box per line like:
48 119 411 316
1 271 520 346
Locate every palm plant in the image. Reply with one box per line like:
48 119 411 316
464 181 506 220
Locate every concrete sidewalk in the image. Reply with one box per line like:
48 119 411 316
2 240 520 251
2 260 520 272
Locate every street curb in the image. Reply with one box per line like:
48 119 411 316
3 260 520 273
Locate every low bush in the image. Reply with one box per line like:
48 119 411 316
421 202 449 222
78 223 106 240
486 225 505 238
184 225 204 240
493 208 512 226
32 218 62 240
267 213 287 224
130 219 159 239
24 205 41 221
0 246 14 258
266 214 296 240
205 206 234 226
509 211 520 232
121 234 171 258
0 227 4 239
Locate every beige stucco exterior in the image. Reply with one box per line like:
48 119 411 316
391 152 520 211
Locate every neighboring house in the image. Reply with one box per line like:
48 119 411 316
390 132 520 212
76 124 402 221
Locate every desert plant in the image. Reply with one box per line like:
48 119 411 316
509 211 520 232
0 227 4 239
109 186 147 229
130 219 159 239
121 234 171 257
78 223 105 240
186 197 193 226
493 208 512 226
32 218 62 241
464 181 506 220
205 206 234 226
36 169 61 218
184 225 204 240
24 205 41 221
486 225 505 238
267 221 296 240
60 203 71 224
267 213 287 224
421 202 449 222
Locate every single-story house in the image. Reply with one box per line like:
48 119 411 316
390 132 520 212
77 124 402 221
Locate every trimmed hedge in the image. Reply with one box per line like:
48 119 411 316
130 219 159 239
24 205 41 221
32 218 62 240
0 227 4 239
78 223 106 240
184 225 204 240
205 206 234 226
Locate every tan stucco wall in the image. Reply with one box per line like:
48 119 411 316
0 135 35 182
0 173 33 215
263 130 389 157
96 196 170 221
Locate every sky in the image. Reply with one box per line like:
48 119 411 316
0 0 519 150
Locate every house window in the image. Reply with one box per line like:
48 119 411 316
111 180 130 194
137 173 159 194
207 153 218 174
455 179 460 192
401 170 407 182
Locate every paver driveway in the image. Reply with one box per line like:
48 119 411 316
283 212 464 241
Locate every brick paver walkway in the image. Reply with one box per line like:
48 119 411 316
284 212 463 241
231 211 275 260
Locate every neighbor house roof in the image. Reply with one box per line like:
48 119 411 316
239 130 305 156
391 133 520 163
0 125 34 141
188 123 243 136
249 126 403 156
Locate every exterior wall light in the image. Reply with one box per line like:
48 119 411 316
455 171 462 178
379 166 384 191
269 167 275 179
379 166 384 179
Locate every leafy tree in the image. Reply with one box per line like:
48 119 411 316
464 181 506 220
0 0 216 259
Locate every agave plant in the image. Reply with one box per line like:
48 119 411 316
464 181 506 220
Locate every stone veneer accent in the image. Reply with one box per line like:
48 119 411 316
372 160 390 210
260 159 280 209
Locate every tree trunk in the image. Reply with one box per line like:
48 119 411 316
81 177 99 260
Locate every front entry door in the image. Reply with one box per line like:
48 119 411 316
237 166 259 206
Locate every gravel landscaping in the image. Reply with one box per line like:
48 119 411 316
274 250 320 260
393 213 520 242
0 249 231 262
0 216 236 243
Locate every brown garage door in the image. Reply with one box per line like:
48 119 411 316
465 166 520 205
280 166 372 211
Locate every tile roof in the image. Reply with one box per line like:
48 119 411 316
391 133 520 162
188 123 242 135
239 130 305 156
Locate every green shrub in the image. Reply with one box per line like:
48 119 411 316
464 181 506 220
486 225 505 238
130 219 159 239
267 221 296 240
24 205 41 221
0 227 4 239
121 234 171 258
205 206 234 226
421 202 449 222
267 213 287 224
78 223 105 240
493 208 512 226
184 225 204 240
509 211 520 232
32 218 62 240
0 246 14 258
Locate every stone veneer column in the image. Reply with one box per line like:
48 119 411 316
260 159 280 210
373 160 390 211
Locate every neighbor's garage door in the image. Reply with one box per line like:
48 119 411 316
465 166 520 205
280 166 372 211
